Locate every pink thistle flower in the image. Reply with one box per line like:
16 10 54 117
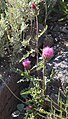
31 3 37 10
42 46 54 59
22 59 31 70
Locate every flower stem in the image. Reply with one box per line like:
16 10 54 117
36 15 38 66
42 59 46 96
36 15 39 78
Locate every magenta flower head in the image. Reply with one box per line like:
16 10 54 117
31 3 37 10
42 46 54 59
22 58 31 70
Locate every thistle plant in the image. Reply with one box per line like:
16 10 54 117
15 2 55 118
11 1 68 119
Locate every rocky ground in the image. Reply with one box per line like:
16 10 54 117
47 19 68 85
45 19 68 110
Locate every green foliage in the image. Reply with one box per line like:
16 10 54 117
0 14 7 56
0 0 7 17
17 69 68 119
0 0 67 59
0 0 58 58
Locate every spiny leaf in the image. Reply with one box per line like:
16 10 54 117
20 90 31 95
20 49 35 62
21 22 28 32
20 88 34 95
21 37 31 46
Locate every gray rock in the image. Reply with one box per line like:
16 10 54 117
60 27 68 34
53 52 68 84
45 51 68 109
47 52 68 84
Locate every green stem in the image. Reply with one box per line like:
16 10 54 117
34 108 65 119
36 15 40 79
42 60 46 97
